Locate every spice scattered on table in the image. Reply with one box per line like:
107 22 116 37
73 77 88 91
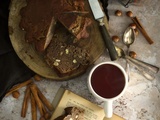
126 11 133 17
5 76 53 120
115 10 122 16
112 35 120 42
129 51 137 58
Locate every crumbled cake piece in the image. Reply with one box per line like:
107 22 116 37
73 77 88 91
54 107 84 120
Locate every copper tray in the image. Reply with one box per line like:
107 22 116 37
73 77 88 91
8 0 108 80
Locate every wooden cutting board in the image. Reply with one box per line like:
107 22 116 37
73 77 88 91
8 0 108 80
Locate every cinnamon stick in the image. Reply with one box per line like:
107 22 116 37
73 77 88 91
21 85 31 118
41 105 51 120
131 17 154 44
39 116 46 120
5 79 33 96
31 93 37 120
30 84 44 116
36 86 54 111
44 112 51 120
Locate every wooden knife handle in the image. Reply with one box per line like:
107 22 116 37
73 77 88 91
99 24 118 61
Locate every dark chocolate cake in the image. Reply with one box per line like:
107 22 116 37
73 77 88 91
52 0 92 40
20 0 57 52
20 0 92 76
45 39 90 75
20 0 92 52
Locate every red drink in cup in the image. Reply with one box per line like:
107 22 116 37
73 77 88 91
88 62 128 118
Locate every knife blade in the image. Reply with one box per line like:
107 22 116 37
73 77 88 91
88 0 118 61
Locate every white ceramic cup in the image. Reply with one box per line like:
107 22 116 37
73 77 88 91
88 62 128 118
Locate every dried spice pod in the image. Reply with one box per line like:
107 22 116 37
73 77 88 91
112 35 120 42
129 51 137 58
126 11 133 17
115 10 122 16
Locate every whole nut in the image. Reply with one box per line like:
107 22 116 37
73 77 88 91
112 35 120 42
12 91 20 99
126 11 133 17
129 51 137 58
129 23 137 29
115 10 122 16
34 74 42 81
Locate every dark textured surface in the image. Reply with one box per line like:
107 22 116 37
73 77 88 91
0 0 35 102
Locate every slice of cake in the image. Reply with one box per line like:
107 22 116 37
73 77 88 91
54 107 84 120
20 0 57 52
51 0 92 40
20 0 92 52
45 39 90 76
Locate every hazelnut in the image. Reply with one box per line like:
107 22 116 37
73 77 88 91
12 91 20 99
134 29 139 36
129 51 137 58
126 11 133 17
34 74 42 81
129 23 137 29
115 10 122 16
112 35 120 42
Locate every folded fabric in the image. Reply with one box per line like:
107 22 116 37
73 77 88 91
0 0 35 102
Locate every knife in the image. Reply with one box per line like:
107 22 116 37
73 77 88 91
88 0 118 61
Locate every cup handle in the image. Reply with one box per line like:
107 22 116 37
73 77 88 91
104 100 113 118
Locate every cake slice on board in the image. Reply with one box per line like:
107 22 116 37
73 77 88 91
20 0 92 52
9 0 107 79
19 0 57 52
51 0 92 40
